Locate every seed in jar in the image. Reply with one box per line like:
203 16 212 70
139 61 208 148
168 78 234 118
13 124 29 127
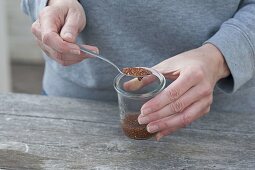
121 113 154 140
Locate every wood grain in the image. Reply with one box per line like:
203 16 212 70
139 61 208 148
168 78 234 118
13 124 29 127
0 93 254 169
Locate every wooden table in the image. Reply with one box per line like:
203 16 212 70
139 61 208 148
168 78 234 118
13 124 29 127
0 93 254 169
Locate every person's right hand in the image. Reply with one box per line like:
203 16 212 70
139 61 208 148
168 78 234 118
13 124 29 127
31 0 98 66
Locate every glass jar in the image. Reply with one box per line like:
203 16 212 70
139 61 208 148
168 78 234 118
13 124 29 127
113 68 166 140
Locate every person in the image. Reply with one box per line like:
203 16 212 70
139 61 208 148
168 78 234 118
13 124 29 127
21 0 255 140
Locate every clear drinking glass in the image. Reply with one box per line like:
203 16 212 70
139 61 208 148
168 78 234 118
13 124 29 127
114 68 166 140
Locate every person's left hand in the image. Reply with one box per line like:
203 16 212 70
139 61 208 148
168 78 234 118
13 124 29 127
136 44 230 140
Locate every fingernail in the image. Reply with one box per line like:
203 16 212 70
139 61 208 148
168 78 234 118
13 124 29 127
93 48 99 54
64 32 73 40
156 133 163 141
70 49 80 55
141 108 152 116
147 125 159 133
138 116 149 125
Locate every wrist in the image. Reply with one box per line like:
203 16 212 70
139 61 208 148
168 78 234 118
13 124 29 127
200 43 230 80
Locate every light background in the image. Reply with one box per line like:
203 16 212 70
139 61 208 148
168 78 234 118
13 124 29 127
0 0 43 93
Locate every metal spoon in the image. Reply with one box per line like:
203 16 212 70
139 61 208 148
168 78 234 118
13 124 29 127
79 45 123 74
79 45 152 78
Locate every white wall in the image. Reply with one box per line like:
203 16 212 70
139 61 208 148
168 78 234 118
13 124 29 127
0 0 11 92
0 0 44 92
7 0 43 64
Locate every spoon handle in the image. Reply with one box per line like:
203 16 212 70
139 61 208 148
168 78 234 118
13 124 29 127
79 45 122 73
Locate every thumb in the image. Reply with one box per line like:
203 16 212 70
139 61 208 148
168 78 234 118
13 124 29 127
60 10 86 43
152 60 180 80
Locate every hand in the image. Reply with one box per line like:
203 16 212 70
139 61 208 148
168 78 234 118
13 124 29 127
137 44 230 140
31 0 98 66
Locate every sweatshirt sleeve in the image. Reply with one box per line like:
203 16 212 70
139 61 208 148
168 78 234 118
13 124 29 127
205 0 255 93
20 0 48 21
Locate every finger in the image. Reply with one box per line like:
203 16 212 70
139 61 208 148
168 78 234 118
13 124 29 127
31 20 42 41
79 44 99 58
35 39 51 57
32 21 75 62
38 38 98 65
138 82 212 124
123 74 157 91
60 53 85 61
42 31 81 55
155 106 211 141
36 38 78 65
35 37 62 62
39 7 81 55
60 9 86 43
36 39 63 62
60 44 99 61
47 50 84 66
39 6 62 34
146 96 212 133
32 19 61 60
155 127 177 141
46 51 83 66
141 67 203 116
59 60 85 66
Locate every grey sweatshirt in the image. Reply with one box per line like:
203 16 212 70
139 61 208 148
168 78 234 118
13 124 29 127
21 0 255 114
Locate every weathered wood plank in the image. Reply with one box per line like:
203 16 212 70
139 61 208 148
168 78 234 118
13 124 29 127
0 93 254 134
0 93 120 123
0 113 254 169
0 93 254 169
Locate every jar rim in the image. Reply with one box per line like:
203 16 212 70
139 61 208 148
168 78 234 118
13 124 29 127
113 67 166 99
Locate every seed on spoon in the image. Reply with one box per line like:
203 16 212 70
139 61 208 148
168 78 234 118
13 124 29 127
122 67 152 81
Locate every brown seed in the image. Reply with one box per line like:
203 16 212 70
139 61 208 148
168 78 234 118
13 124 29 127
122 67 152 81
121 113 154 140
